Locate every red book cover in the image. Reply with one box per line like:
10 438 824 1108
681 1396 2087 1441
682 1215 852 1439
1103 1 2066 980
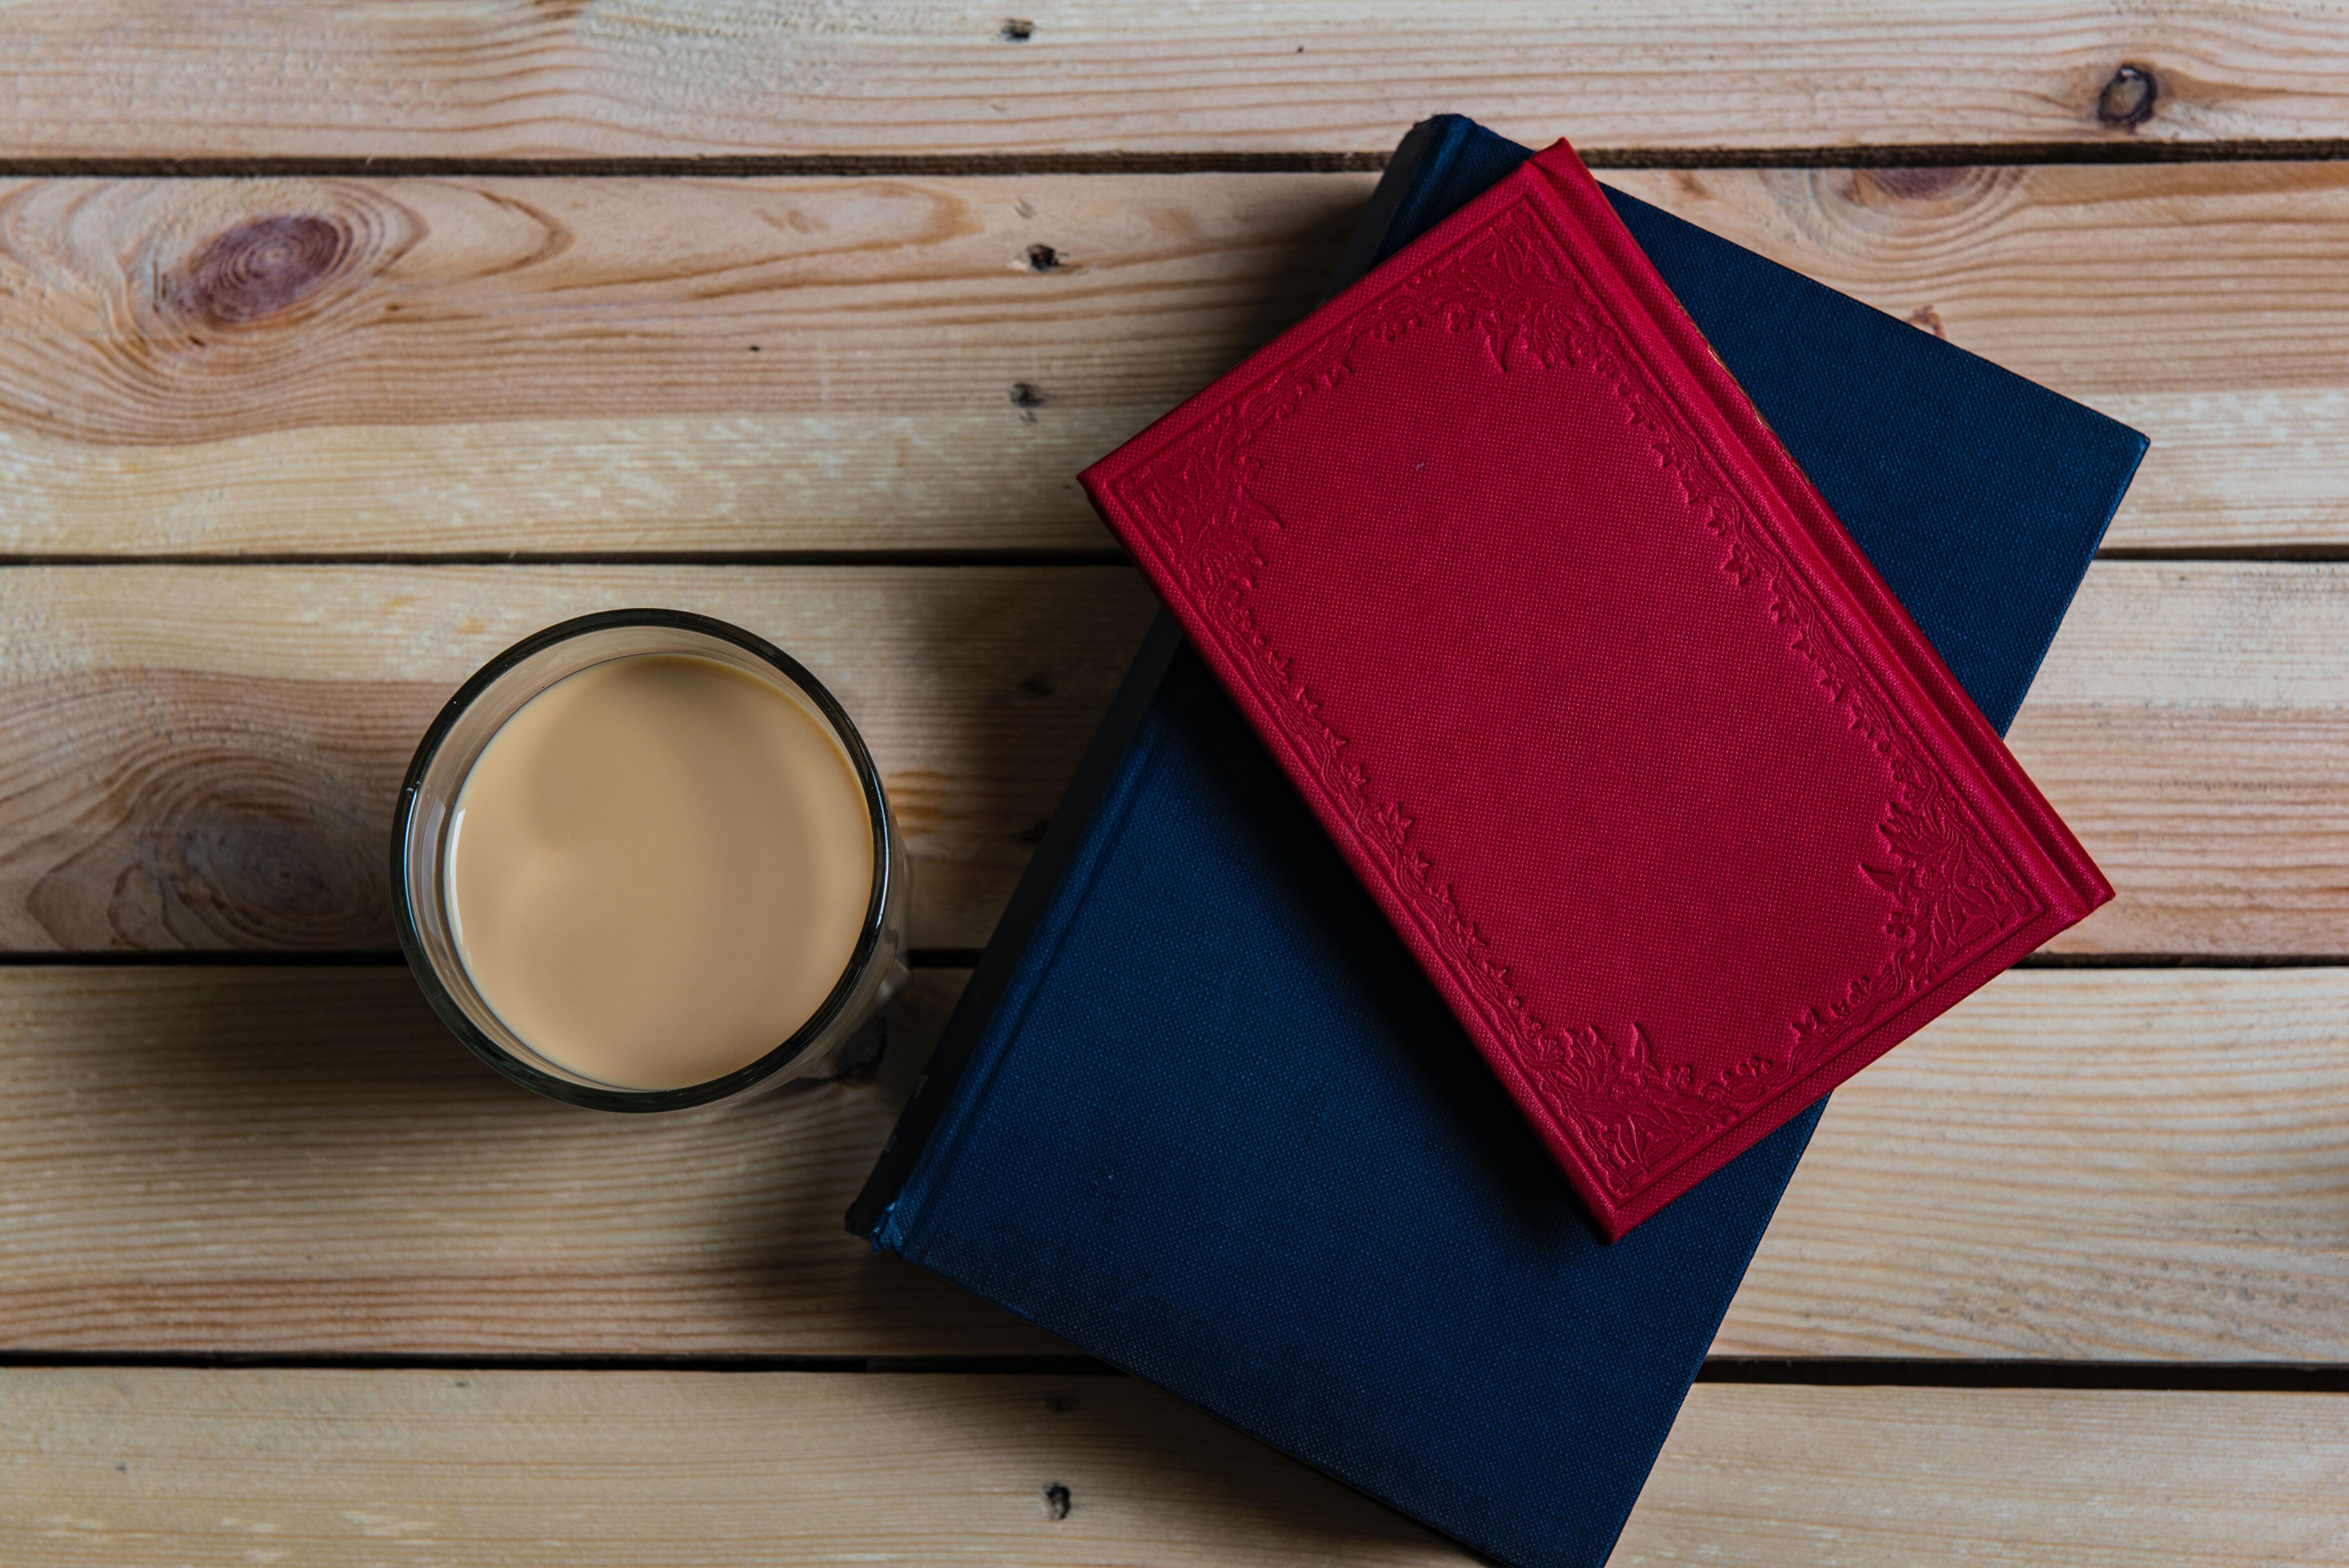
1080 140 2112 1239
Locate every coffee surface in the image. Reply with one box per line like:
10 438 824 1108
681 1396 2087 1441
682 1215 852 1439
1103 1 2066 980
447 653 873 1089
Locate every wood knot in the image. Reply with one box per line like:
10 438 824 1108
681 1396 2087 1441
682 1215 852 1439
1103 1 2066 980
1858 166 1969 202
1041 1483 1071 1520
1026 242 1062 272
171 214 351 330
1000 18 1033 41
2097 64 2159 129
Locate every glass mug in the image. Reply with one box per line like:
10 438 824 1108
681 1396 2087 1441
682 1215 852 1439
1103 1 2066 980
392 609 909 1110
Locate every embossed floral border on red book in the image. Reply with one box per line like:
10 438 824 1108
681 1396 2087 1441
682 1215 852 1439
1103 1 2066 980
1082 141 2110 1238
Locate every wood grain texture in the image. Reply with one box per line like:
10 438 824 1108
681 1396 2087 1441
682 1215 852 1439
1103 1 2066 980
3 964 2344 1361
6 165 2349 555
0 9 2332 1557
0 966 1055 1356
0 562 2340 957
2020 563 2349 956
1717 967 2349 1360
1625 1383 2349 1567
3 1369 2344 1566
0 565 1156 953
1 2 2345 159
1609 161 2349 556
0 172 1361 554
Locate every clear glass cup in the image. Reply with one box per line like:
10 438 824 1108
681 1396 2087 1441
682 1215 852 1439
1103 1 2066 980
391 609 909 1111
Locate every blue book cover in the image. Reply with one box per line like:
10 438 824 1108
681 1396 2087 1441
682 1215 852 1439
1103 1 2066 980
851 116 2147 1568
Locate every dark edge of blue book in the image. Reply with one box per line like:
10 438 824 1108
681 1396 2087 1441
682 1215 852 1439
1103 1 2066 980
849 115 2147 1568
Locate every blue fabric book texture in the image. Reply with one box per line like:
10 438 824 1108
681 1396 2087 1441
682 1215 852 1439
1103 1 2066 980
852 115 2148 1568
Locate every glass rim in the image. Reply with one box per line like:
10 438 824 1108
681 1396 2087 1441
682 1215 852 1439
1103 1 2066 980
389 608 894 1112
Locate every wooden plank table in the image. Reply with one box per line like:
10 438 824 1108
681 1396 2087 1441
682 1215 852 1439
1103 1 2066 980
4 4 2346 1561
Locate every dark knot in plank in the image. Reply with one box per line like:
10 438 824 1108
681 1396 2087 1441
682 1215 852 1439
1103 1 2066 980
171 214 352 330
2097 64 2159 129
1860 166 1968 202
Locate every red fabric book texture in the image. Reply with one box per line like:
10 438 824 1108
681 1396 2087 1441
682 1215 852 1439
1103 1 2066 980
1080 140 2112 1238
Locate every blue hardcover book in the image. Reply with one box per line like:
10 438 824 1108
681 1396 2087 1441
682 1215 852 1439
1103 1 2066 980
852 116 2147 1568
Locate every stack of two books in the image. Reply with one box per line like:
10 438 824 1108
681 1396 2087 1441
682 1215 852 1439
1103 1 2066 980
850 119 2147 1568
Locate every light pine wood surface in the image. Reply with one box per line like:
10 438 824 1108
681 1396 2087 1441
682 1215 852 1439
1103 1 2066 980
1725 967 2349 1361
2008 561 2349 956
3 1369 2344 1567
0 172 1362 556
0 964 2342 1363
6 164 2349 557
0 562 2340 956
0 565 1156 952
5 3 2344 1561
0 967 1028 1357
0 2 2345 159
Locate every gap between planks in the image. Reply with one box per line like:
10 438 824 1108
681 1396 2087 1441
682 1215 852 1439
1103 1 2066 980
14 140 2349 179
0 1349 2343 1393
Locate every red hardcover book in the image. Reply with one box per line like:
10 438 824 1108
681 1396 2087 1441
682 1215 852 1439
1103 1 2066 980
1080 140 2112 1238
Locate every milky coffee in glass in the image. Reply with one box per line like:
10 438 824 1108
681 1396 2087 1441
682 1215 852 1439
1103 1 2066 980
444 652 875 1090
